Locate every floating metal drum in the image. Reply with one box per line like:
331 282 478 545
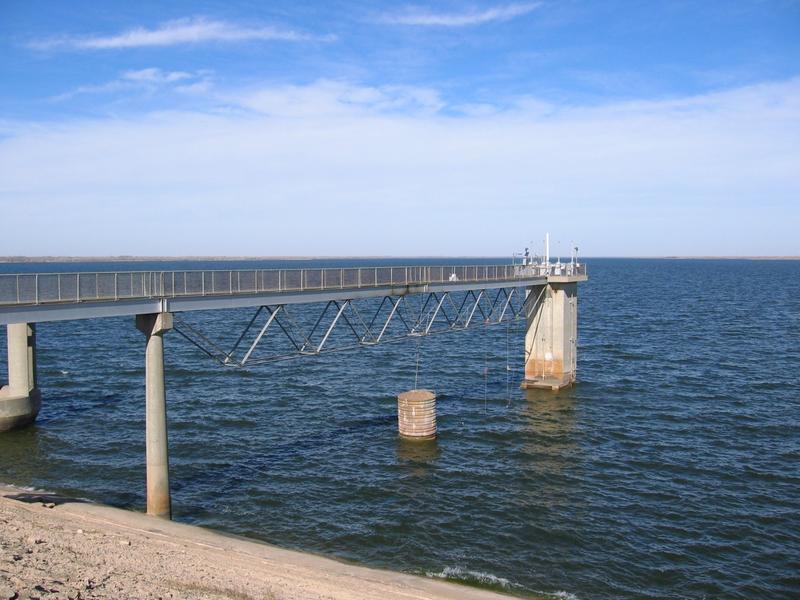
397 389 436 440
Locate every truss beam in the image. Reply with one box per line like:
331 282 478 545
173 285 531 367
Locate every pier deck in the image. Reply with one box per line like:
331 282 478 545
0 264 586 324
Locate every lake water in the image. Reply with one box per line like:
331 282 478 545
1 258 798 599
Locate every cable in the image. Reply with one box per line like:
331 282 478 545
414 336 421 390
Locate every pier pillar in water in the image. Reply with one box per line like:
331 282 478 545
397 389 437 440
0 323 41 431
136 312 173 519
522 283 578 391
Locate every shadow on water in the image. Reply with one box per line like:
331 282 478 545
3 491 89 507
0 426 44 483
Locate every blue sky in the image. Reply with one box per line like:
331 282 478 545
1 1 799 256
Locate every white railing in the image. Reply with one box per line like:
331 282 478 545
0 263 586 306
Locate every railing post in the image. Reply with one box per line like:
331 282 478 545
34 275 38 304
76 273 80 302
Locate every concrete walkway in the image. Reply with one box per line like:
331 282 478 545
0 484 520 600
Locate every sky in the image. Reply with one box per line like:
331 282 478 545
1 1 799 257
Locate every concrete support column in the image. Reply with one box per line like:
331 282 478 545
136 312 173 519
522 283 578 390
0 323 41 431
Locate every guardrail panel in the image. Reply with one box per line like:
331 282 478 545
16 275 36 304
78 274 96 301
238 270 256 293
305 269 322 290
281 270 300 291
0 276 17 305
360 268 376 287
390 267 405 286
97 273 117 300
35 274 59 303
375 267 391 286
342 268 358 288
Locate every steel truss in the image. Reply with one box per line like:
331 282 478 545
173 286 541 367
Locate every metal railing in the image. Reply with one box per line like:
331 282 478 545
0 263 586 307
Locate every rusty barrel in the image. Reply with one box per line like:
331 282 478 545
397 389 436 440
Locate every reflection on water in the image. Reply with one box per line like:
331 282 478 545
522 387 578 437
518 388 581 515
395 436 441 465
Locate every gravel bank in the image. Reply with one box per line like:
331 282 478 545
0 484 515 600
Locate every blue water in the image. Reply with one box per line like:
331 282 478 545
1 258 798 599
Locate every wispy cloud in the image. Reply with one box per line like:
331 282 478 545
379 3 541 26
2 78 798 255
121 68 194 84
234 80 444 117
30 17 335 50
52 68 209 100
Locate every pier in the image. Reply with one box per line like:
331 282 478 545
0 260 587 518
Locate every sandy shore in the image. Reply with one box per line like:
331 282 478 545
0 484 518 600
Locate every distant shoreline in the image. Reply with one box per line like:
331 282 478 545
658 256 799 260
0 255 797 263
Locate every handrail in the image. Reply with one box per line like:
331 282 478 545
0 263 586 307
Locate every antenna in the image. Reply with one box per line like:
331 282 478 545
545 232 550 265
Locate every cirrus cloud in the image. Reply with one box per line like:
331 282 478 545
50 68 210 101
29 17 336 51
379 3 541 27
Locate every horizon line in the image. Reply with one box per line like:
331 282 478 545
1 255 798 263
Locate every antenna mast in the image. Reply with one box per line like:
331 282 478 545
544 232 550 266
